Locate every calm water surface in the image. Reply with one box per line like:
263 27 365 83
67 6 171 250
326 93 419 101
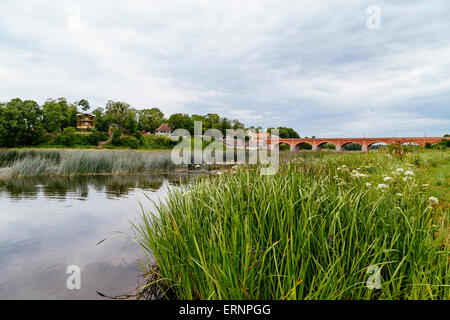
0 173 193 299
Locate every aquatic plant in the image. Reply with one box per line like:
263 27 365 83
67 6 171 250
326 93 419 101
132 151 449 300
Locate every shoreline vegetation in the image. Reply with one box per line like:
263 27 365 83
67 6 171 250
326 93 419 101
132 149 449 300
0 149 177 179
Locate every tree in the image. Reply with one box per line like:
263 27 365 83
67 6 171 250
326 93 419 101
231 119 245 130
92 107 110 132
220 117 232 133
77 99 90 112
104 100 133 132
138 108 164 133
204 113 221 131
168 113 193 133
267 127 300 138
42 98 78 133
124 109 139 134
0 98 44 147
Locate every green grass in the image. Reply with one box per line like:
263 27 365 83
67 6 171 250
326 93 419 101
0 149 177 177
132 150 449 300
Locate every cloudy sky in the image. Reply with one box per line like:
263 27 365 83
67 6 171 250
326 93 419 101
0 0 449 137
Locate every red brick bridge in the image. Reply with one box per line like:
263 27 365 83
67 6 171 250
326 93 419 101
268 137 448 152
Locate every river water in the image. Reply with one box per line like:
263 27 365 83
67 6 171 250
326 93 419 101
0 173 193 299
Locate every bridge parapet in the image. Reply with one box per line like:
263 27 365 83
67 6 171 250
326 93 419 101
267 137 448 152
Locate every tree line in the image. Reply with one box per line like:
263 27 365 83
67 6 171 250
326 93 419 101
0 97 303 148
0 97 248 147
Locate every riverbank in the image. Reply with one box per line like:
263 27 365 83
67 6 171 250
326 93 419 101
133 150 449 300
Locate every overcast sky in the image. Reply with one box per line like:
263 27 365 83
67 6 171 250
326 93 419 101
0 0 449 137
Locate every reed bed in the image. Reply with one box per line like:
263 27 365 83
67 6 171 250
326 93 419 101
133 151 449 300
0 149 176 177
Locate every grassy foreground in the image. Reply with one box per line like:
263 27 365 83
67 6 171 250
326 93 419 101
133 150 449 299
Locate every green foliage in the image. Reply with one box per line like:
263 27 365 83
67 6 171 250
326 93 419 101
142 134 176 149
168 113 194 133
120 136 140 149
0 98 45 147
53 127 108 147
343 142 362 151
54 127 77 146
92 107 110 132
133 151 449 300
138 108 165 133
42 98 78 133
111 129 122 146
104 100 138 133
320 142 336 150
0 97 248 148
87 130 109 146
77 99 90 112
267 127 300 138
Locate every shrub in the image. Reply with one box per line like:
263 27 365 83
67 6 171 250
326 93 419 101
111 129 122 146
142 134 176 149
87 131 109 146
120 136 140 149
54 127 77 146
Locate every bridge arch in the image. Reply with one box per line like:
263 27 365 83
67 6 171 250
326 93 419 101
368 142 388 150
317 141 336 150
272 141 293 151
400 141 422 147
367 141 389 147
294 142 313 150
342 142 362 151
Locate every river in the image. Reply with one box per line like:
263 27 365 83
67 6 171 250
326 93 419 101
0 173 194 299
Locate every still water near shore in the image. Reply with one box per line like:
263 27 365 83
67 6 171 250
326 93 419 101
0 173 195 299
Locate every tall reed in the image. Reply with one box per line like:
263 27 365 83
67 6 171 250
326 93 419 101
132 151 449 299
0 149 176 177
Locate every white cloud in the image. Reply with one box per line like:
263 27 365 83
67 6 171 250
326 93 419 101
0 0 449 136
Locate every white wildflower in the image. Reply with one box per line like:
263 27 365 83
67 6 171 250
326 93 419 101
365 182 372 187
216 171 223 175
353 173 368 178
383 176 394 182
396 193 404 197
377 183 389 190
404 170 414 176
395 168 405 173
428 197 439 204
421 184 429 187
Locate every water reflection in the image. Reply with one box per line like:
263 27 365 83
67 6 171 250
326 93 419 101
0 173 194 299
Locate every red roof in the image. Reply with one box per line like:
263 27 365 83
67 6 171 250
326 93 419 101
156 123 171 132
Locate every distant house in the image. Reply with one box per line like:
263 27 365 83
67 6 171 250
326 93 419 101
248 131 270 149
155 123 171 136
76 113 95 129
